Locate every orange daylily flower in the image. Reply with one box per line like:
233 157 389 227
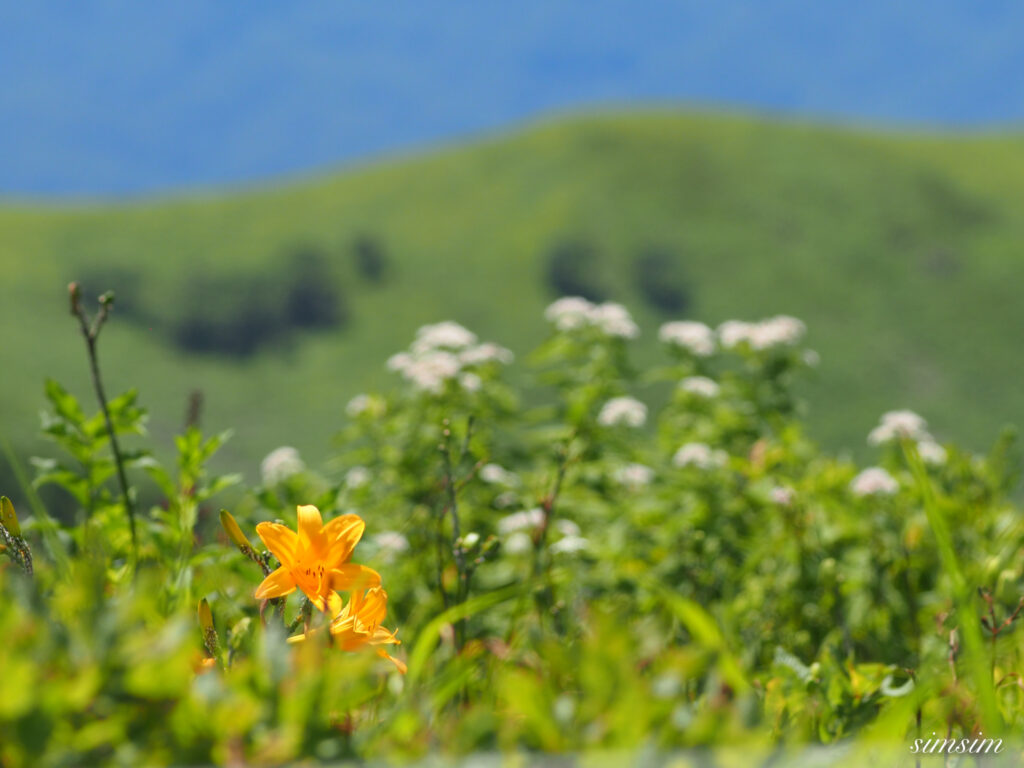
290 586 406 674
254 504 380 612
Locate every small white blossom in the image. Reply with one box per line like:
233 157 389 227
494 491 519 509
374 531 410 554
498 508 545 534
260 446 304 486
386 352 413 372
551 535 588 554
345 394 371 417
401 350 460 394
545 296 596 331
850 467 899 497
918 440 948 466
868 410 931 445
770 486 796 506
718 320 758 350
719 316 806 351
345 466 371 489
751 315 806 349
461 532 480 548
459 372 482 392
659 321 715 356
679 376 720 398
673 442 727 470
459 342 514 366
480 463 516 486
411 321 477 354
504 532 533 555
597 396 648 428
614 463 654 488
554 519 581 537
590 302 640 339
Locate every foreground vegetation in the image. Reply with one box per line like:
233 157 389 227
5 111 1024 489
2 289 1024 765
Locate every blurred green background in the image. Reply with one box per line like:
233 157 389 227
3 111 1024 488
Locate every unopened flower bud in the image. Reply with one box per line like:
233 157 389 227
1 496 21 537
68 282 81 315
220 509 250 551
198 598 219 660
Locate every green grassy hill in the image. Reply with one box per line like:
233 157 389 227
3 111 1024 486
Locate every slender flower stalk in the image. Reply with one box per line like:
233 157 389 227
68 283 138 557
254 505 380 612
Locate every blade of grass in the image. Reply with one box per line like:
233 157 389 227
640 574 749 694
903 439 1001 732
407 583 520 684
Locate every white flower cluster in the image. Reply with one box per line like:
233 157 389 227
868 410 929 444
679 376 720 398
388 321 511 394
672 442 728 470
411 321 477 354
498 507 544 535
345 394 372 417
345 466 371 489
544 297 639 339
850 467 899 497
613 463 655 488
597 396 648 428
770 486 796 506
867 409 947 465
917 440 948 466
373 531 411 561
259 446 305 486
658 321 715 356
480 463 518 486
718 315 806 351
459 342 514 366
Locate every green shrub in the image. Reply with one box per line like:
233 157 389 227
2 291 1022 765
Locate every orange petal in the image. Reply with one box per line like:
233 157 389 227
326 591 345 618
296 505 326 552
308 594 328 612
329 564 382 594
255 522 299 567
371 624 400 646
255 566 297 600
377 648 407 674
323 514 365 567
358 586 389 626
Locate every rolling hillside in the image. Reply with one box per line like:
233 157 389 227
3 111 1024 489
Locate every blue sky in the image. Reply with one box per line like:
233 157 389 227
1 1 1022 195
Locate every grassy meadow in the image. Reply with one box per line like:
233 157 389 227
7 112 1024 763
3 110 1024 488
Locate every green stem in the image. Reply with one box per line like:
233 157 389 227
71 288 138 559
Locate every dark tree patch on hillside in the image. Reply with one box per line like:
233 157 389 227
634 246 692 314
915 172 995 231
285 246 347 329
168 249 348 358
545 239 609 302
352 234 389 284
174 275 289 357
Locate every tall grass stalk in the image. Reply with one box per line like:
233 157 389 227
903 440 1001 732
